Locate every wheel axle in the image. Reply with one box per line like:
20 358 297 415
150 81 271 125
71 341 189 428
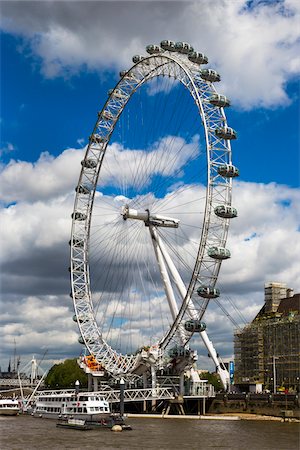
122 205 179 228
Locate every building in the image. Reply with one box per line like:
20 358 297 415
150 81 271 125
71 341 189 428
234 283 300 392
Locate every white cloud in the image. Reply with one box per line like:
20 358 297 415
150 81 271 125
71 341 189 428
1 144 299 370
0 294 79 370
0 136 199 204
1 1 300 108
219 181 300 296
0 148 83 203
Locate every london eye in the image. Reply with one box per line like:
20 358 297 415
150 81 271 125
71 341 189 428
70 40 238 389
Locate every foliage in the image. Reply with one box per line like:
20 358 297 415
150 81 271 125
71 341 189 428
45 358 88 388
199 371 222 391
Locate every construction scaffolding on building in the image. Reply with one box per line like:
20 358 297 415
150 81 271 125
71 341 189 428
234 283 300 391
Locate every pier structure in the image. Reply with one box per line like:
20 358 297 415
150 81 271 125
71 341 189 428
76 354 215 415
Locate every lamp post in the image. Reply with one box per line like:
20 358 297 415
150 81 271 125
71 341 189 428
272 356 279 394
119 377 125 418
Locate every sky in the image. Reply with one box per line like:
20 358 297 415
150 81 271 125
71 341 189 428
0 0 299 375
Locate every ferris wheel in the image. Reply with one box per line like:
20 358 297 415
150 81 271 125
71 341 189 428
70 40 239 388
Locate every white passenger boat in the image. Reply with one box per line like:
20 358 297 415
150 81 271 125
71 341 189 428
0 398 20 416
32 390 111 420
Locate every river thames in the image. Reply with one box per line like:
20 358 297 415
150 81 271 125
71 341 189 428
0 415 299 449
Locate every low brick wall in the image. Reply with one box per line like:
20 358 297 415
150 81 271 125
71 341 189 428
209 393 300 418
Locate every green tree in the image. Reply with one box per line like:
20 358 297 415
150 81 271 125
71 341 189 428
45 358 88 388
199 371 222 391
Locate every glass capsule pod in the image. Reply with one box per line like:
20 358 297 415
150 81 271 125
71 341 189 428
72 290 85 299
169 346 191 358
78 335 85 344
119 70 127 77
71 211 87 221
188 51 208 64
175 41 194 54
214 205 237 219
73 314 84 323
217 164 239 178
78 335 94 345
184 320 207 332
215 126 237 140
75 185 91 195
132 55 144 63
197 286 220 299
160 40 176 51
81 159 97 169
209 94 230 107
146 44 163 54
89 134 106 144
200 68 220 82
69 238 84 247
208 246 231 260
108 89 128 100
101 110 115 121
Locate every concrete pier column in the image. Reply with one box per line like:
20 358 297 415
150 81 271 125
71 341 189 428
93 377 98 392
142 373 148 412
179 372 185 395
88 373 93 392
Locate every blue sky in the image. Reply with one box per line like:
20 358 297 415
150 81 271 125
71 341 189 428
2 32 299 187
0 0 299 373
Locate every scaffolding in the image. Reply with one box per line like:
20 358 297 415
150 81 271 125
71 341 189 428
234 285 300 391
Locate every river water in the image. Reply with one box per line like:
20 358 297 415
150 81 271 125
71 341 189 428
0 415 299 449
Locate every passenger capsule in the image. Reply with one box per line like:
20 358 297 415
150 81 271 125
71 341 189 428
169 346 191 358
72 290 85 299
78 335 94 344
119 70 127 78
175 42 194 54
132 55 144 63
188 51 208 64
208 246 231 260
75 184 91 195
209 94 230 107
71 211 87 221
78 335 85 345
108 89 128 100
217 164 239 178
215 126 237 140
214 205 237 219
200 68 220 82
146 44 163 54
89 134 106 144
81 159 97 169
184 320 207 332
197 286 220 299
160 40 176 51
101 110 115 121
73 314 84 323
69 238 84 247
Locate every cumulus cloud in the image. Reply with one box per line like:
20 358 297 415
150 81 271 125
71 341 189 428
1 142 299 369
0 294 79 370
220 181 300 294
0 148 83 203
1 0 300 108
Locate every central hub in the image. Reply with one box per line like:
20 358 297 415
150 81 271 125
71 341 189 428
122 205 179 228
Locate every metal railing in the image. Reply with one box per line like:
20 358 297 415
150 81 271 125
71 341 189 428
96 387 175 403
